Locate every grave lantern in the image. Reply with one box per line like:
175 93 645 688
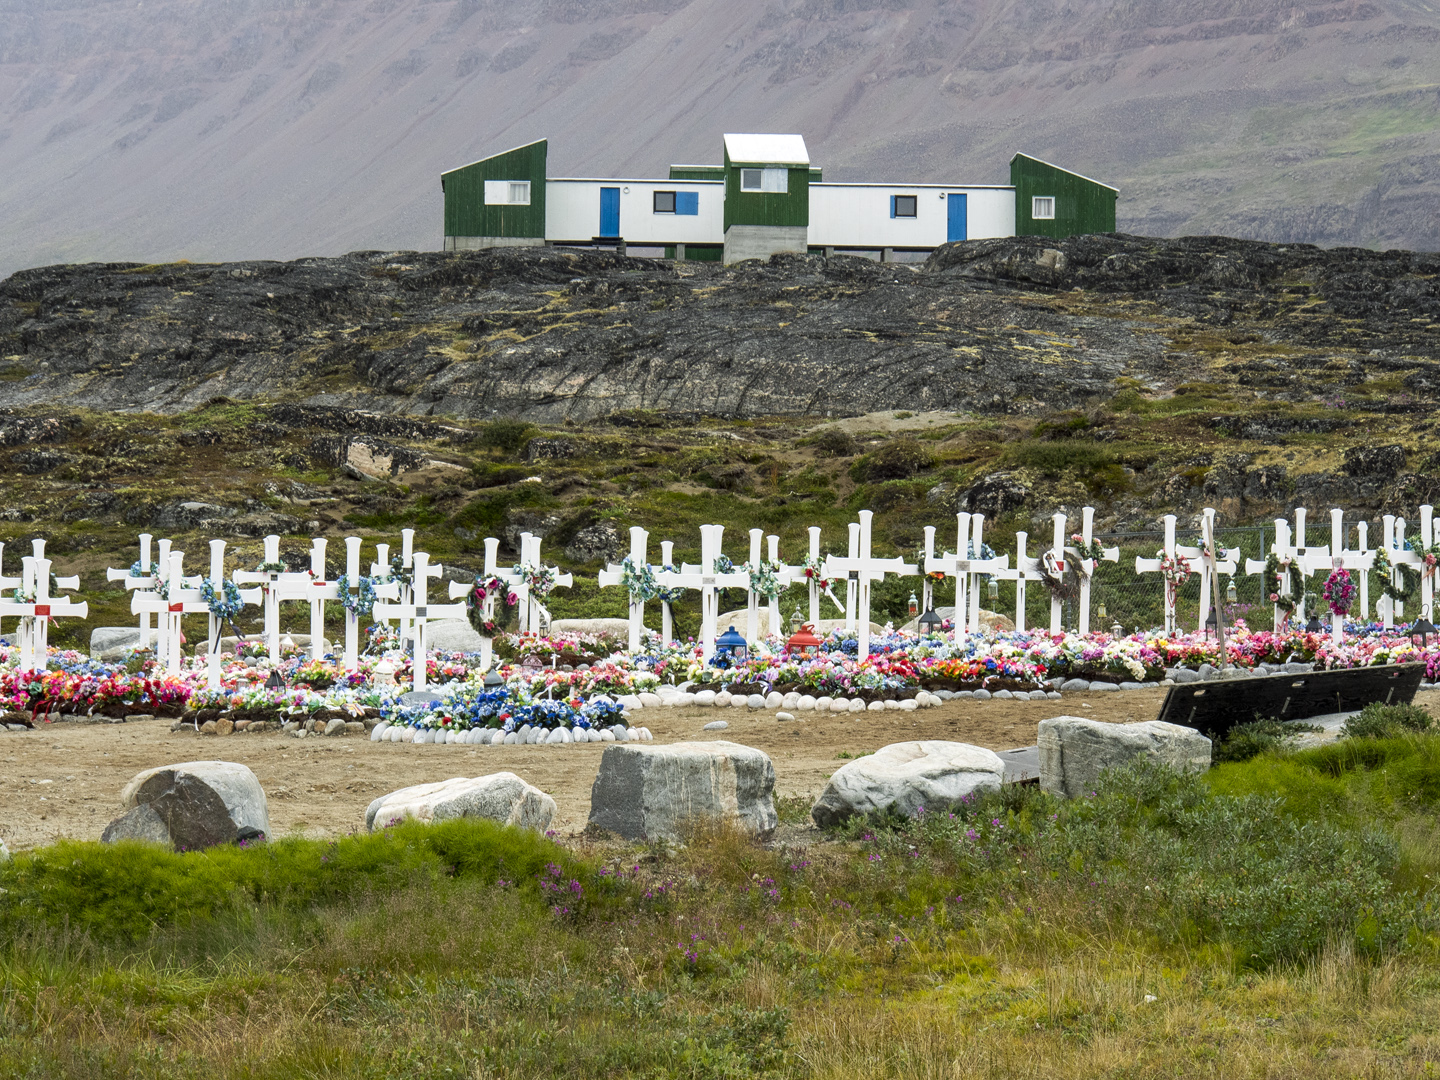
919 609 943 635
265 669 286 691
1409 612 1436 648
371 659 396 689
1226 579 1238 605
907 592 919 618
1305 614 1323 634
987 578 999 603
1097 599 1108 621
714 625 748 667
786 622 823 657
790 607 804 637
1204 609 1218 638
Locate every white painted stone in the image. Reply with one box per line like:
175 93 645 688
371 721 391 741
811 741 1006 827
618 694 643 710
745 694 766 709
765 692 784 709
600 729 615 742
714 691 733 707
503 731 519 745
776 711 796 722
704 720 729 731
882 699 900 710
815 696 833 710
400 728 415 743
867 700 886 713
781 692 801 710
849 698 867 713
798 694 817 711
365 772 555 831
1038 716 1213 799
828 697 848 712
899 699 918 712
677 692 696 705
993 689 1014 700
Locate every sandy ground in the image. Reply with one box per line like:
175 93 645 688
0 690 1180 851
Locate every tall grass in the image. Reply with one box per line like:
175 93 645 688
6 743 1440 1077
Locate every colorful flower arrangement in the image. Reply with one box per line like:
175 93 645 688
1322 567 1356 617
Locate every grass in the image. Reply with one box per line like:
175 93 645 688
8 746 1440 1076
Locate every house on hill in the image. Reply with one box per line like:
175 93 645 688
440 135 1116 265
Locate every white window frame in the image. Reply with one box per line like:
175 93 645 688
1032 196 1055 220
740 167 787 193
484 180 531 205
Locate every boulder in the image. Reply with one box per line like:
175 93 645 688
587 740 777 841
196 633 328 657
425 618 487 654
900 607 1015 633
364 772 556 831
565 521 626 565
104 760 270 850
1037 716 1212 799
549 617 631 638
91 626 143 662
811 741 1005 828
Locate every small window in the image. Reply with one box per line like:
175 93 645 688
740 168 787 193
508 181 530 204
484 179 530 205
891 195 917 218
653 190 677 214
1032 196 1055 219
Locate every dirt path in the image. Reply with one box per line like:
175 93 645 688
0 690 1173 850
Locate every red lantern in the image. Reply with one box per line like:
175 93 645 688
786 622 823 657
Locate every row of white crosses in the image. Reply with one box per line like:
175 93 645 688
0 540 87 673
823 510 917 659
1135 510 1238 635
922 512 1008 640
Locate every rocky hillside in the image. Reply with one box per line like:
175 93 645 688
2 233 1438 646
2 0 1439 276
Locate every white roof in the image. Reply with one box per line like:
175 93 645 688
724 133 809 166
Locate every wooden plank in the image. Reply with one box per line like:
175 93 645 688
1155 663 1426 739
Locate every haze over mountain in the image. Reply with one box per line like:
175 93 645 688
2 0 1439 277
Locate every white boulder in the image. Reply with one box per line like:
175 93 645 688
811 741 1006 828
105 760 270 849
365 772 556 831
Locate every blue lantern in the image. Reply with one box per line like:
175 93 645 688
714 624 748 667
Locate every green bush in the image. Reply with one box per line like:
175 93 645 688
0 819 595 944
1003 439 1115 477
1213 718 1319 763
477 418 537 456
1343 701 1434 739
848 438 934 482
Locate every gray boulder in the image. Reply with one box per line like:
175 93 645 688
565 521 625 564
365 772 555 832
1037 716 1212 799
91 626 143 661
588 740 777 841
811 741 1005 828
104 760 270 849
424 618 487 654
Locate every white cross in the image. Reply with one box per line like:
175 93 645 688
374 552 466 692
0 542 15 646
272 539 341 662
373 529 444 644
232 533 291 664
666 524 751 660
0 554 88 673
1043 512 1069 634
1376 513 1422 629
1063 506 1119 636
1135 515 1184 635
105 532 161 649
337 536 399 671
1300 508 1375 645
658 540 679 644
993 531 1049 633
599 526 659 653
1174 508 1239 635
741 529 798 641
514 532 572 634
1244 517 1300 632
198 540 262 688
1379 506 1435 629
822 510 916 659
923 513 1008 642
450 536 526 672
130 551 211 677
799 526 844 628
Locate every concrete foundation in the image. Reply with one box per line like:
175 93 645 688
444 236 545 252
723 225 808 265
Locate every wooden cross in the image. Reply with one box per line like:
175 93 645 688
1174 508 1239 635
599 527 658 652
198 540 262 688
821 510 916 659
232 533 296 665
514 532 573 634
1135 515 1183 635
923 513 1008 641
1063 506 1119 636
0 553 87 673
1244 517 1298 632
373 552 466 692
338 536 398 671
995 531 1049 633
450 536 525 671
666 524 751 660
799 526 844 628
130 551 210 676
272 539 340 662
1300 508 1375 645
105 532 162 650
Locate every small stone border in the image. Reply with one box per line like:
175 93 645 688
369 721 654 746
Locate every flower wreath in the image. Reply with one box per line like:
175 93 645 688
1039 550 1076 600
656 565 686 606
1373 548 1421 607
200 578 246 620
1158 551 1192 609
1321 566 1356 617
1262 554 1308 615
334 573 380 617
967 541 999 583
743 559 785 600
712 554 734 575
619 555 658 603
1407 535 1440 579
465 575 518 635
384 554 415 591
520 563 559 598
254 560 288 576
1069 534 1104 566
801 554 835 591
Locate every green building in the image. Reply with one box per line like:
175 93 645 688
1010 153 1117 239
440 139 548 250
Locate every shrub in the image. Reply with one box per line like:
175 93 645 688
1214 718 1319 763
849 438 934 482
1344 701 1434 739
808 428 856 457
477 418 536 456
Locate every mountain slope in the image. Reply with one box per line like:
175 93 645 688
2 0 1439 276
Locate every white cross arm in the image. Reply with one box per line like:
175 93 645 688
597 566 623 587
372 600 468 622
822 556 918 578
676 564 753 588
1065 545 1120 570
1135 556 1162 573
936 553 1011 575
1244 558 1269 575
1301 551 1375 576
0 597 88 620
107 567 156 589
132 592 209 616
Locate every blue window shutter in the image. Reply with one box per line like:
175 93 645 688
890 196 897 219
675 191 699 216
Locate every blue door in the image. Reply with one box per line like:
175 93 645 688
947 193 967 243
599 187 620 237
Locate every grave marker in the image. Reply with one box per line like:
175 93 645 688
822 510 916 659
373 552 466 692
